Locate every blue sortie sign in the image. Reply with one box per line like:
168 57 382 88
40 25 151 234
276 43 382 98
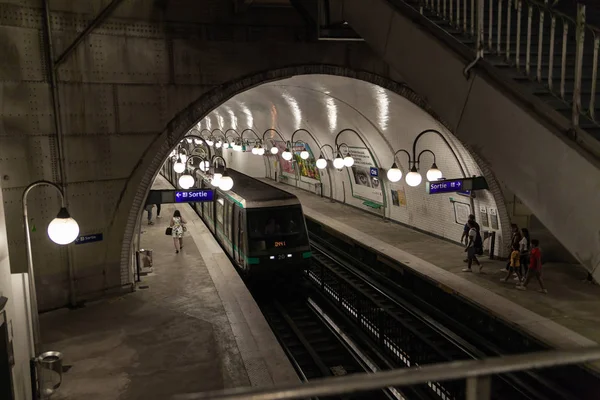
428 179 463 194
75 233 103 245
175 189 214 203
369 167 378 177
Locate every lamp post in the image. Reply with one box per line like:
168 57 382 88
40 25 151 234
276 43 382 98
262 128 288 157
23 181 80 356
178 155 209 189
386 129 457 187
211 156 234 191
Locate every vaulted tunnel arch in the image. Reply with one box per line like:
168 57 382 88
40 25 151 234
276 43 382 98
120 66 514 282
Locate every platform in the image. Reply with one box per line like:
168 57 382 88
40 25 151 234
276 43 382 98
38 175 298 399
261 179 600 350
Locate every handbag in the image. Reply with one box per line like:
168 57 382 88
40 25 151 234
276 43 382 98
165 227 173 236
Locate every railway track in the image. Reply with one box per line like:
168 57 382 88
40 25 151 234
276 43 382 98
256 287 401 400
307 233 596 400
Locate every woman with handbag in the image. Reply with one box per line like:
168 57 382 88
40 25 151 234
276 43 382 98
167 210 187 253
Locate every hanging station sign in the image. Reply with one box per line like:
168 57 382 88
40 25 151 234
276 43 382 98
426 177 488 195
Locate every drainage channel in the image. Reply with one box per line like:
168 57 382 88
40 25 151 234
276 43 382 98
307 226 600 400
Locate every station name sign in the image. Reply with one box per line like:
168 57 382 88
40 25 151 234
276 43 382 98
426 177 488 195
175 189 214 203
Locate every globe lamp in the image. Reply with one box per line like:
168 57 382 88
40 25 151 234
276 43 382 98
47 208 80 245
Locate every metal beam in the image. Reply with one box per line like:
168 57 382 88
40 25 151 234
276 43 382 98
54 0 125 68
172 346 600 400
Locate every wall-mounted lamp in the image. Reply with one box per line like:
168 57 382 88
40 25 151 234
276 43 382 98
387 129 446 187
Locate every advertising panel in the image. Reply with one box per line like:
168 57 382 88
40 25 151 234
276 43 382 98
273 141 321 183
274 141 295 179
293 143 320 184
346 146 383 204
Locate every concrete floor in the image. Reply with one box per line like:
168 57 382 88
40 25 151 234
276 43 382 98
38 176 296 399
39 207 249 399
263 179 600 345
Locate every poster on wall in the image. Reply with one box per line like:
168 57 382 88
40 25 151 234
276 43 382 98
274 141 295 180
453 201 471 225
479 206 489 227
489 208 499 230
390 186 407 207
293 142 321 184
346 146 383 204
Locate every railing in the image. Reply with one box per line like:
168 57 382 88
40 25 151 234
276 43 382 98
172 346 600 400
421 0 599 127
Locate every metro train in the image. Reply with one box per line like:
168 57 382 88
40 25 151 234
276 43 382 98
162 163 311 277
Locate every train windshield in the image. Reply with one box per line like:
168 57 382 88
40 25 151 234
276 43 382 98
247 206 307 252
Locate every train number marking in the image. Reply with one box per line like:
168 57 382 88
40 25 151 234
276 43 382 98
274 241 286 247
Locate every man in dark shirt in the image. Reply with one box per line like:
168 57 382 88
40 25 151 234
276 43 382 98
461 215 480 262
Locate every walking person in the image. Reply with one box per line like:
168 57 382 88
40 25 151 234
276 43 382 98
501 244 523 283
502 224 522 273
462 220 482 272
461 215 480 262
519 228 531 279
170 210 187 253
516 239 547 293
145 203 155 225
155 202 162 218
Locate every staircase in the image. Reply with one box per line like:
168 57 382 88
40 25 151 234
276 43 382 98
402 0 600 140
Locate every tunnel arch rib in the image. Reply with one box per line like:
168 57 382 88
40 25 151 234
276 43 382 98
119 65 512 280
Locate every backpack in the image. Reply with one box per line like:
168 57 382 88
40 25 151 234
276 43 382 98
474 231 483 255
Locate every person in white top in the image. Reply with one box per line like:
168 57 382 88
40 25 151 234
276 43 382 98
518 228 530 278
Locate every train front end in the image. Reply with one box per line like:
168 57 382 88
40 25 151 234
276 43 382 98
245 205 311 276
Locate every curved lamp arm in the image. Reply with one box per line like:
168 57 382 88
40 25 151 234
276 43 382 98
211 155 227 169
211 128 227 142
412 129 466 177
199 129 212 139
179 135 212 159
393 149 413 168
241 128 261 141
416 149 436 166
319 144 335 159
225 128 240 138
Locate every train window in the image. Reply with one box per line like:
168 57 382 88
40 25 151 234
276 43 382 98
216 197 224 228
246 206 307 252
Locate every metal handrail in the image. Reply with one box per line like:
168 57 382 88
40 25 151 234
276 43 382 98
419 0 599 126
172 346 600 400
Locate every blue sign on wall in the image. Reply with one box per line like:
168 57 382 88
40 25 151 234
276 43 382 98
427 179 464 194
75 233 103 245
369 167 379 177
175 189 214 203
